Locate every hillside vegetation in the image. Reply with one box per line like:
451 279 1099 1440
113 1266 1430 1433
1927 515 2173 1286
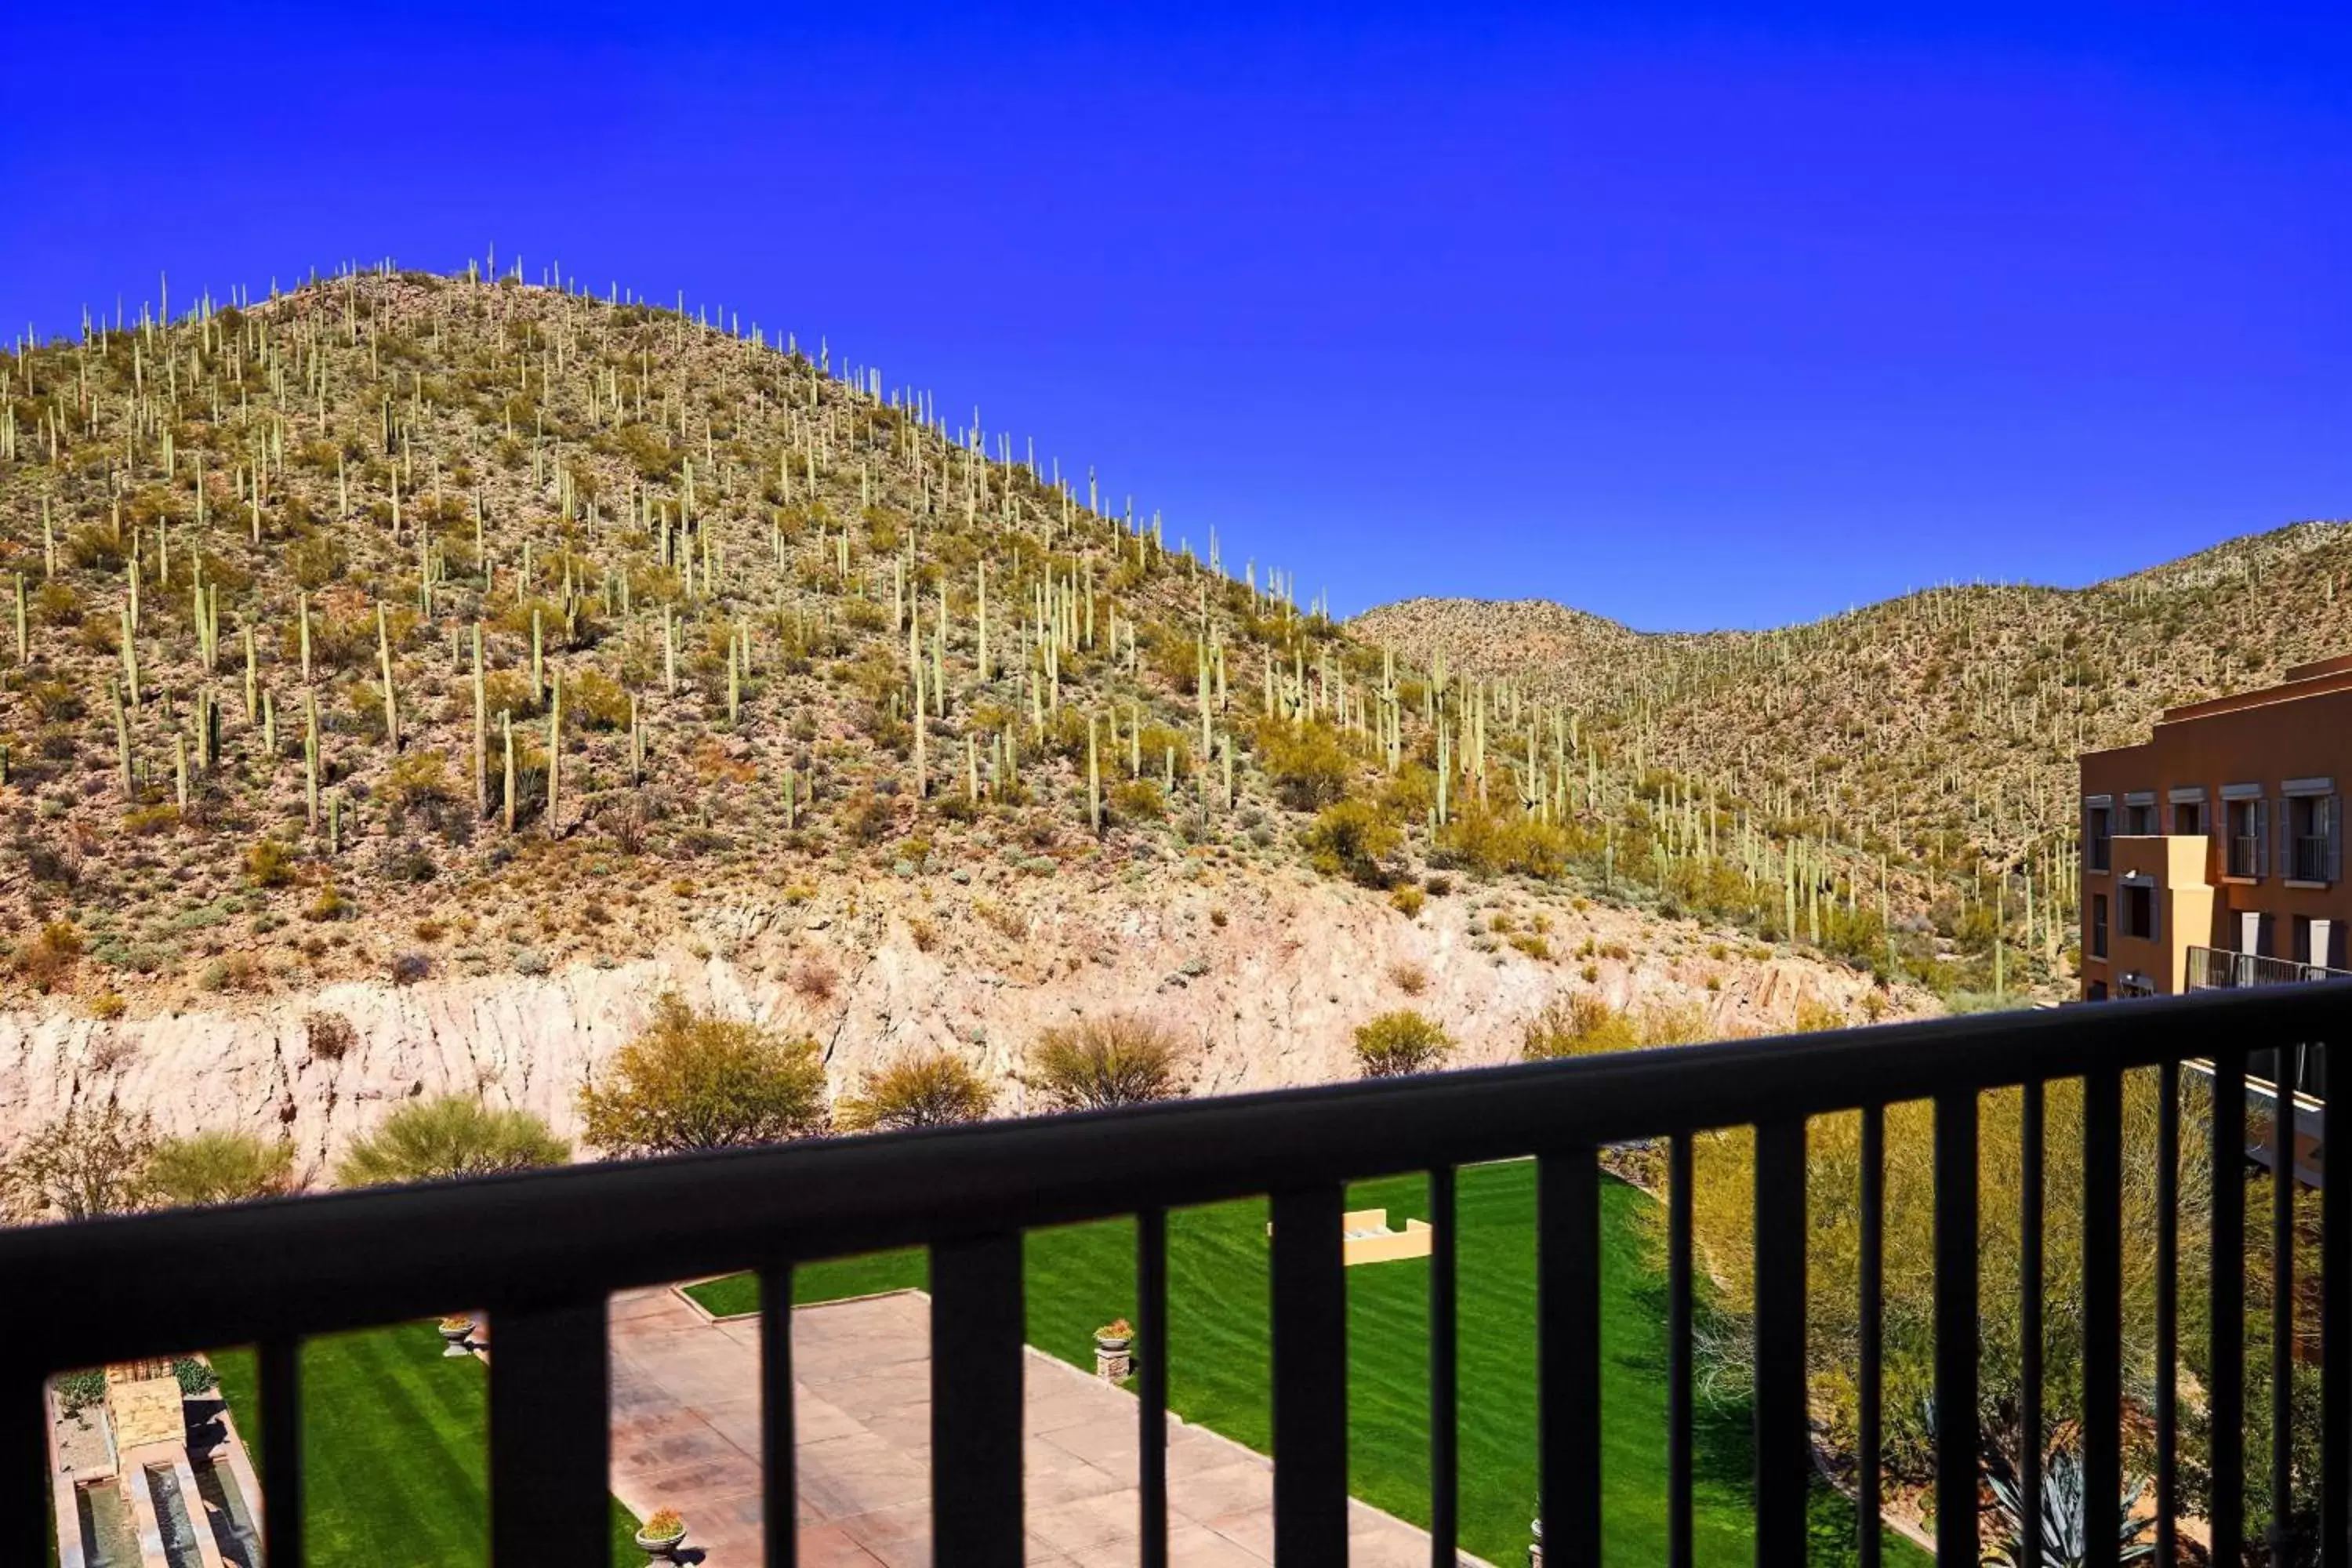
1359 522 2352 973
0 261 2058 1018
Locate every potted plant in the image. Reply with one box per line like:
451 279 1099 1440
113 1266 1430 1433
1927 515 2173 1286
1093 1318 1133 1355
634 1508 688 1561
437 1315 476 1355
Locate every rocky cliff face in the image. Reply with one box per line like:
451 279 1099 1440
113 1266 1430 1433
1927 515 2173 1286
0 867 1914 1182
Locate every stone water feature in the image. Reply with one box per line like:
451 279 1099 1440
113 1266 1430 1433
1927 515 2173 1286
142 1464 206 1568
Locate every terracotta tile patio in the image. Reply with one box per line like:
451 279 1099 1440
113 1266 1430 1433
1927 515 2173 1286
607 1287 1490 1566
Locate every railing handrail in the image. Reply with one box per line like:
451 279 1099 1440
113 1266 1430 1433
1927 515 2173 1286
2187 943 2352 985
11 978 2350 1374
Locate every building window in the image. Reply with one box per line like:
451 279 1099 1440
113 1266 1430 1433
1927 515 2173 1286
2173 799 2205 836
2125 800 2158 835
2226 796 2268 878
2288 792 2339 883
2091 894 2108 958
2122 884 2155 942
2086 804 2113 872
2087 980 2110 1001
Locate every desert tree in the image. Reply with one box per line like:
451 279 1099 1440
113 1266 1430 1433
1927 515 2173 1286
577 992 828 1154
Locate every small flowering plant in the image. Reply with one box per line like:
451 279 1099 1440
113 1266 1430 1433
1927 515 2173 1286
1094 1319 1134 1342
642 1508 685 1539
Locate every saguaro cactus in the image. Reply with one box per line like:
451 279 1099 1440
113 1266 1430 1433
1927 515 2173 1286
545 670 561 837
472 624 488 816
304 695 321 830
111 681 132 798
1087 711 1102 833
376 604 401 750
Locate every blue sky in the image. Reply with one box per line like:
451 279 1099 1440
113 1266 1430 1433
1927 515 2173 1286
3 2 2345 630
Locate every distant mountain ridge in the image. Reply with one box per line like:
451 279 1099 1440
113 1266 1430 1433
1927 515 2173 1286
1353 517 2352 878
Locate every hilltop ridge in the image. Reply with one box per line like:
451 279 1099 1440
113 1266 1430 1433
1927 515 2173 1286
0 259 1933 1165
0 261 1962 1035
1355 517 2352 892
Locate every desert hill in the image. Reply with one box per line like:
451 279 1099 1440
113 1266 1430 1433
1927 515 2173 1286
0 261 1935 1162
1356 519 2352 904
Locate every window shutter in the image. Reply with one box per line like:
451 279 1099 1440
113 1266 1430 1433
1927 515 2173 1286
2331 796 2343 884
2256 798 2270 877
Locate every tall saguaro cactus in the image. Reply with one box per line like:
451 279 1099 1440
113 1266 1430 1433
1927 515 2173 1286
545 669 561 837
472 623 488 817
376 604 401 750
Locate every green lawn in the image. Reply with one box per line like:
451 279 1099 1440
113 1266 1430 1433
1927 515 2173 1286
210 1325 644 1566
688 1163 1928 1567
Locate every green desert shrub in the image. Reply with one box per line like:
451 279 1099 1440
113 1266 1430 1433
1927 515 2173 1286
147 1131 297 1207
1435 803 1570 879
245 837 296 888
1352 1009 1452 1079
837 1047 994 1132
1303 797 1399 884
336 1096 568 1187
1255 718 1354 812
577 993 828 1154
1028 1016 1186 1112
1523 994 1711 1058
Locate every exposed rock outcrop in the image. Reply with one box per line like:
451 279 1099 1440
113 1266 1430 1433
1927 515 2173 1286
1 869 1915 1181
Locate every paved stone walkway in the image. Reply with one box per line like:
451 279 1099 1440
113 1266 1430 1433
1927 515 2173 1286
608 1287 1486 1566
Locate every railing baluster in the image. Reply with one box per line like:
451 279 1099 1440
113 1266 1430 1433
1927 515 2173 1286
1538 1148 1601 1568
1755 1118 1809 1568
260 1334 305 1567
2083 1068 2122 1568
1859 1108 1885 1568
2158 1059 2180 1568
487 1298 610 1568
1138 1207 1170 1568
1668 1133 1694 1568
12 1372 44 1568
1429 1167 1458 1568
932 1232 1025 1568
2272 1046 2298 1568
2213 1047 2249 1565
1271 1183 1348 1563
2020 1082 2045 1568
1934 1088 1980 1566
2327 1041 2348 1568
760 1262 797 1568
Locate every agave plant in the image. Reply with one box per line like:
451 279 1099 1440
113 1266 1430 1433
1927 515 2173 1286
1982 1443 2156 1568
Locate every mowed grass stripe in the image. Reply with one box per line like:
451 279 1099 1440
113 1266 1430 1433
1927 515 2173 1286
685 1162 1926 1566
211 1324 644 1566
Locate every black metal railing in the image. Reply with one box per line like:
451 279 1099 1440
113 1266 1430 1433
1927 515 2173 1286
2189 942 2351 994
2296 834 2337 884
2233 833 2263 878
9 983 2352 1567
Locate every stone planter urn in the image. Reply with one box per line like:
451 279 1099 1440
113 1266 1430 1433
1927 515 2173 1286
634 1518 688 1562
1528 1516 1542 1567
1093 1322 1134 1381
437 1317 476 1357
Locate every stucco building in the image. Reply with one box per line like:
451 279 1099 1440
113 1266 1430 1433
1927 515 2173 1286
2079 652 2351 1004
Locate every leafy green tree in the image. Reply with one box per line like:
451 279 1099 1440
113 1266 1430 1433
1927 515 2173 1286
337 1095 568 1187
1352 1010 1452 1078
0 1100 155 1221
1029 1017 1186 1112
577 993 828 1155
147 1130 298 1207
838 1048 994 1132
